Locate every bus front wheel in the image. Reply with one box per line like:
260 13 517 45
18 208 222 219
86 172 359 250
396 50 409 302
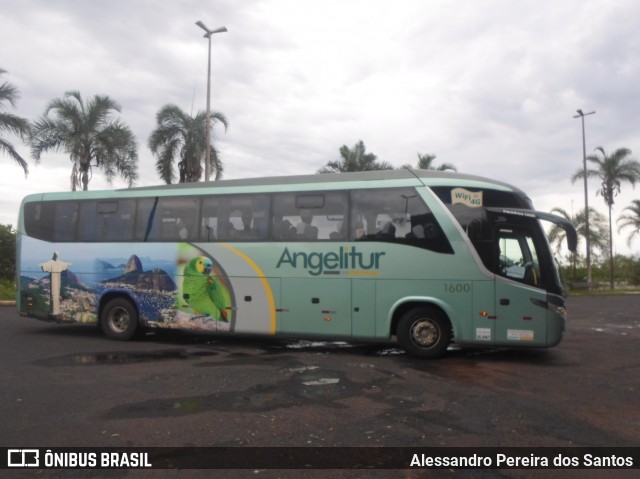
100 297 139 341
397 307 451 358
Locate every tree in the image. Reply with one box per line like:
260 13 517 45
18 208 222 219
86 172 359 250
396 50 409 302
0 69 30 176
401 152 457 172
612 254 640 286
617 199 640 247
547 207 608 284
0 224 16 281
148 104 228 184
571 146 640 288
318 140 392 173
30 91 138 191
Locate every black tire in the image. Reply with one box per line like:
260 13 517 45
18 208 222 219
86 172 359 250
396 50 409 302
100 297 139 341
396 306 451 358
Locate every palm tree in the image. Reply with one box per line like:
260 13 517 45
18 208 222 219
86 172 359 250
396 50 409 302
0 69 30 176
617 199 640 247
30 91 138 191
318 140 392 173
401 152 457 172
571 146 640 288
547 206 608 284
149 104 228 184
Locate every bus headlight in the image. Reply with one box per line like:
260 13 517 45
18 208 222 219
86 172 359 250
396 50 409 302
547 301 566 319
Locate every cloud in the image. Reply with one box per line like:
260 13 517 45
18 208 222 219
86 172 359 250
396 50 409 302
1 0 640 255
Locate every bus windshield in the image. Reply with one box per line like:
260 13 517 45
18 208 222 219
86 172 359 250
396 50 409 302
431 186 576 297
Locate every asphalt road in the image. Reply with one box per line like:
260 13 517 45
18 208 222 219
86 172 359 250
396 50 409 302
1 295 638 478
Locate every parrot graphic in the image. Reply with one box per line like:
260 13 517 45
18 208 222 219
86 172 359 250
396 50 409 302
182 256 229 322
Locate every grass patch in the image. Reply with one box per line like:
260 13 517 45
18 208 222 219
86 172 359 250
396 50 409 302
0 279 16 302
568 287 640 297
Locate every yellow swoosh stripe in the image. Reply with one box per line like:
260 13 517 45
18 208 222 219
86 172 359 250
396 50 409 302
219 243 277 334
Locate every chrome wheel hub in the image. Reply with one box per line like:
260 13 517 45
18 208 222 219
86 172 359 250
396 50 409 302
410 319 438 348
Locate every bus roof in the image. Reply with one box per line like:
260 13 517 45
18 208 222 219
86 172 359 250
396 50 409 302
125 169 522 193
21 169 527 204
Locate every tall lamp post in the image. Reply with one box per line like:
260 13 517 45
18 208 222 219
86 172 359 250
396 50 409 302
573 108 595 288
196 21 227 182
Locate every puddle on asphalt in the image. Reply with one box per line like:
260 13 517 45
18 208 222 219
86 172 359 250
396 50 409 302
302 377 340 386
35 349 218 366
375 348 405 356
266 340 405 357
104 368 379 419
35 338 405 368
284 340 355 350
590 323 640 335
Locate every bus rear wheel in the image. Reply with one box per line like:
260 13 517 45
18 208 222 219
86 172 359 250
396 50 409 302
100 297 139 340
397 306 451 358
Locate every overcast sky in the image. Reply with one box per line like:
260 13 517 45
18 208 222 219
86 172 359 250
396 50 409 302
1 0 639 256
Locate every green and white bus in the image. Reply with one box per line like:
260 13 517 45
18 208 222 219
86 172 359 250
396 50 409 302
17 169 576 358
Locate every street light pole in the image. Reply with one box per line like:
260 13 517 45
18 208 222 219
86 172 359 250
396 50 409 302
573 108 595 288
196 21 227 182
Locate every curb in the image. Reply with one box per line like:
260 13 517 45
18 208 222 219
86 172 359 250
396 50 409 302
0 301 16 307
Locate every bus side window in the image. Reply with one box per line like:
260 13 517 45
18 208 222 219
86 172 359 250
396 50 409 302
135 198 157 241
351 188 453 254
272 191 347 241
77 201 99 241
77 200 135 242
52 202 78 242
496 227 542 287
24 202 55 241
200 197 219 241
217 194 269 241
135 197 199 242
103 200 134 241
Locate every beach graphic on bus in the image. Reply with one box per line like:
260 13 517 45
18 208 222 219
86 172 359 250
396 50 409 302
18 239 240 332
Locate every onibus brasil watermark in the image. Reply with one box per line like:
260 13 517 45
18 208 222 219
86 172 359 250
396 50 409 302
7 449 151 468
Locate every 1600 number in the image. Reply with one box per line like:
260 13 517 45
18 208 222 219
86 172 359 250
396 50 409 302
444 282 471 294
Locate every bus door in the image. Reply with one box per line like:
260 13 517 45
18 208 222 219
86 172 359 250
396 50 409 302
493 224 548 346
